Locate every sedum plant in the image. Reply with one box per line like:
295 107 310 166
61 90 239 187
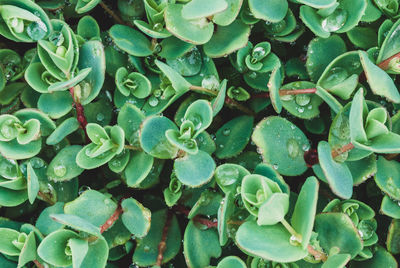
1 0 400 267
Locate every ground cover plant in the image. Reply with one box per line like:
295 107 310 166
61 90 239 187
1 0 400 267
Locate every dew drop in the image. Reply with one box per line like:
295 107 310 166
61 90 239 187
53 165 66 177
148 96 159 107
96 113 105 122
26 20 48 41
287 138 300 158
321 8 347 32
295 94 311 106
222 128 231 136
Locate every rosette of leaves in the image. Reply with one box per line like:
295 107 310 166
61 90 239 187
299 0 367 38
262 9 305 43
141 99 216 187
236 176 319 263
76 123 125 169
0 224 41 268
373 0 400 17
0 0 52 42
0 113 45 159
0 156 41 206
115 67 152 99
323 199 378 260
37 226 108 268
25 19 105 115
231 41 280 90
349 88 400 153
133 0 172 39
240 174 290 226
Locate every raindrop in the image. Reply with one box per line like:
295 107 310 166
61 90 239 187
287 138 300 158
27 20 48 41
96 113 105 122
295 94 311 106
53 165 66 177
148 96 159 107
321 8 347 32
222 128 231 136
273 163 279 170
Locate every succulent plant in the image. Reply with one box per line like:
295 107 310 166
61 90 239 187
0 0 400 267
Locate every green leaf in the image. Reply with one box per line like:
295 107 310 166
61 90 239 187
117 103 145 145
181 0 228 20
37 229 79 267
0 228 20 256
211 79 227 117
213 0 243 26
37 91 73 119
381 195 400 219
248 0 288 22
140 116 179 159
318 141 353 199
77 40 105 105
184 99 213 137
124 151 154 187
315 212 363 258
46 117 80 145
64 190 117 226
215 163 250 194
217 256 246 268
50 214 101 237
18 231 36 268
236 221 308 262
75 0 101 14
109 24 152 57
258 193 289 225
155 60 191 94
35 202 64 236
322 253 351 268
165 4 214 45
375 156 400 201
306 35 347 82
47 145 84 182
121 198 151 238
269 67 283 114
252 116 309 176
184 220 222 268
27 162 39 204
203 20 250 58
69 238 88 268
291 176 319 249
174 150 216 187
359 50 400 103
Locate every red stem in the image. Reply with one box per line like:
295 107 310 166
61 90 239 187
224 96 256 116
378 51 400 70
100 204 123 234
172 205 218 229
69 87 89 143
331 142 355 158
156 210 173 266
33 260 45 268
252 88 317 99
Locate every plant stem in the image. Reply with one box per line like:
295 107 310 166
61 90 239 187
37 191 55 206
189 85 256 116
172 204 218 229
156 210 173 266
100 203 123 234
252 88 317 99
331 142 355 158
281 219 302 243
189 85 219 95
124 144 141 150
33 260 45 268
99 1 128 26
69 87 89 143
307 245 328 262
225 96 257 116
